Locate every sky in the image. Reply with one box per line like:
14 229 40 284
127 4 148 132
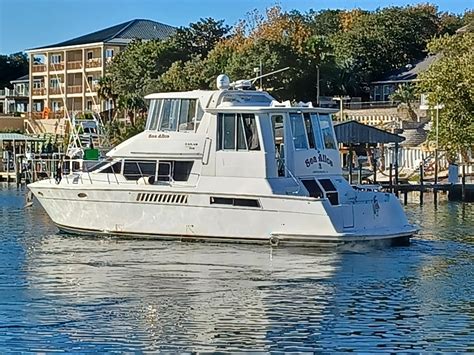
0 0 472 54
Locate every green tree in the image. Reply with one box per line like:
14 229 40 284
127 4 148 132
330 5 445 96
170 18 230 59
0 52 28 88
417 31 474 161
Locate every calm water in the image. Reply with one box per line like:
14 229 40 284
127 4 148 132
1 184 473 352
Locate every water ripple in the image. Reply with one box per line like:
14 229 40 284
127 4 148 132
0 185 473 352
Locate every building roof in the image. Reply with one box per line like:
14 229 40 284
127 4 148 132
30 19 176 50
0 133 44 141
371 55 439 84
10 74 29 83
334 120 405 144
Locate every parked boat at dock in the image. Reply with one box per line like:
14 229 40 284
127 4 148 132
28 75 417 246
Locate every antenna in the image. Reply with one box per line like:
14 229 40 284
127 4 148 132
250 66 290 84
227 66 291 90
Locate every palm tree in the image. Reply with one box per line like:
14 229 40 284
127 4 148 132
97 76 118 120
390 84 418 121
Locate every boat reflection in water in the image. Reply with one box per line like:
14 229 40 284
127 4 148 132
24 234 339 351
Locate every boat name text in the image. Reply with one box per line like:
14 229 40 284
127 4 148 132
305 154 333 168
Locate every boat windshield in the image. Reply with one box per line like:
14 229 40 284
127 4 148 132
146 99 204 132
319 114 337 149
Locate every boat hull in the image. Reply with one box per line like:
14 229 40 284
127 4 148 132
29 183 417 247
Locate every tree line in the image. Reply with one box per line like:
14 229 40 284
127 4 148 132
99 4 471 108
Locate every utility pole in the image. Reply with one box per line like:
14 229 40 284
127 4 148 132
316 65 320 106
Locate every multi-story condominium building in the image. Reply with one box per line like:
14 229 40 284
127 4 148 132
26 19 175 118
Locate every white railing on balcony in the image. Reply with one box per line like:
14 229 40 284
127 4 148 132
0 88 29 97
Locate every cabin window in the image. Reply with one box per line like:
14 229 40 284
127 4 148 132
289 113 308 150
271 115 285 177
217 113 260 151
222 113 236 149
318 114 337 150
123 160 157 181
157 161 194 182
99 161 122 174
146 99 162 130
303 113 315 149
154 98 200 132
160 99 180 131
210 196 260 208
310 113 324 149
178 99 197 132
157 161 172 182
173 161 194 181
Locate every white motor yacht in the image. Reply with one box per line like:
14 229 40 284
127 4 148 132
28 75 417 247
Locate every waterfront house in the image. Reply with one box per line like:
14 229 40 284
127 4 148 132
26 19 175 118
0 75 30 115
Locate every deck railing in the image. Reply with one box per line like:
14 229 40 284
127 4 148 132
49 63 65 71
32 64 47 73
32 88 46 96
85 58 102 68
67 85 82 94
66 61 82 70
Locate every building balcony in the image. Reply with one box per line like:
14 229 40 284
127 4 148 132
67 85 82 94
49 87 63 95
66 61 82 70
32 64 47 73
32 88 46 96
85 58 102 68
49 62 65 71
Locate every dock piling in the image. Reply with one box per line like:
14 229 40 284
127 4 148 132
419 163 424 205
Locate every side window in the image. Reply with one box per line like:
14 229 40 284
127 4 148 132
146 99 162 130
319 114 337 149
173 161 193 181
156 161 194 182
217 113 260 151
99 161 122 174
303 113 315 149
222 113 236 150
159 99 179 131
157 161 172 182
157 99 201 132
123 160 156 181
310 113 324 149
289 113 308 150
178 99 197 132
242 114 260 150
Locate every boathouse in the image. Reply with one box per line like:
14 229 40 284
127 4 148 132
334 120 405 183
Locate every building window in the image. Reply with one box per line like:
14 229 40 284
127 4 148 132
51 101 61 112
105 49 114 59
50 78 60 88
383 85 392 101
50 54 62 64
87 51 93 61
86 100 93 111
373 86 382 101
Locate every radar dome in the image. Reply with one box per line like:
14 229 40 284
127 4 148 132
216 74 230 90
